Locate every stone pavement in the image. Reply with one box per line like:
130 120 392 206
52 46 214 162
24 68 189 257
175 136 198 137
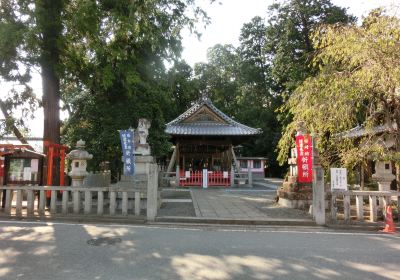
190 188 310 220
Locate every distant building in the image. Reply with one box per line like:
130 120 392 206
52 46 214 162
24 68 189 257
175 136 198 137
237 157 267 178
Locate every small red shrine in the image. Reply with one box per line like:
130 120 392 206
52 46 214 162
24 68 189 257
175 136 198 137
165 97 261 187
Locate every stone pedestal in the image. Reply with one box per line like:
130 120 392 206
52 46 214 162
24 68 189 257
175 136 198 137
372 161 396 206
66 140 93 187
277 145 314 209
135 144 151 156
114 119 160 211
135 155 155 175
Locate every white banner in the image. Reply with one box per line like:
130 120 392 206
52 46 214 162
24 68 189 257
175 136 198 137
185 171 190 178
202 169 208 189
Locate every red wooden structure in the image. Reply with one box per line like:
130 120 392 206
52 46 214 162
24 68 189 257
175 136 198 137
0 144 37 181
44 141 68 197
179 170 230 187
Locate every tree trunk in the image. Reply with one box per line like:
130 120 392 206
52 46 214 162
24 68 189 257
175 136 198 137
36 0 64 144
36 0 64 186
42 66 60 144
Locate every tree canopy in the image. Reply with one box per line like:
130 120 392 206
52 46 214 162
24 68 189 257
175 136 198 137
191 1 354 175
277 10 400 170
0 0 212 178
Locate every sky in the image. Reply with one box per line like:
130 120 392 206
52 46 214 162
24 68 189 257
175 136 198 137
182 0 399 66
1 0 398 138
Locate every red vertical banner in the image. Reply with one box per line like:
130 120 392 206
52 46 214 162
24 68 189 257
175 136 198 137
296 135 313 183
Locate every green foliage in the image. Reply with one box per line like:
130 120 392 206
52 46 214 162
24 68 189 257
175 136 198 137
1 0 212 178
60 0 211 177
0 0 39 137
277 11 400 169
191 1 354 176
265 0 356 95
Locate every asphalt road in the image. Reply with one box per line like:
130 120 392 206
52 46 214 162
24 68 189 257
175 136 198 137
0 220 399 280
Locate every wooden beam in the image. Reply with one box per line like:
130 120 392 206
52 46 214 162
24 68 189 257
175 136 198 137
166 144 178 173
230 146 241 177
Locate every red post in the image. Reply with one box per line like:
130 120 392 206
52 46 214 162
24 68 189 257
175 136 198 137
47 146 54 186
59 148 65 186
46 146 54 198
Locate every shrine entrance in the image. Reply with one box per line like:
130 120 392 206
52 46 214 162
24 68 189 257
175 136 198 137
165 97 261 187
175 140 234 187
178 143 232 172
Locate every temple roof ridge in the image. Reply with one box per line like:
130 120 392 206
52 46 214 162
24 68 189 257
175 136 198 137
165 98 262 136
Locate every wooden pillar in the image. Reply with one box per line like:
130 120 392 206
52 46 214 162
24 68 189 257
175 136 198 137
176 142 180 168
166 145 177 173
46 146 54 201
47 146 54 186
60 148 65 186
230 166 235 187
175 143 180 187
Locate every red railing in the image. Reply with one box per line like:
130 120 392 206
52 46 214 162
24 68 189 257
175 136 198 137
208 171 230 186
179 170 230 187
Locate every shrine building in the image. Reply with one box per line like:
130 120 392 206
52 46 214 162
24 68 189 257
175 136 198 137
165 97 261 187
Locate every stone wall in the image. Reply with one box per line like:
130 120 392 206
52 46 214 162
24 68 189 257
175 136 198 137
83 172 111 188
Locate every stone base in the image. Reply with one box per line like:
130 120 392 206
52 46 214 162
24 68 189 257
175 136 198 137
280 181 312 193
277 183 330 210
135 144 151 156
277 188 313 200
135 155 155 174
278 197 313 210
277 187 331 210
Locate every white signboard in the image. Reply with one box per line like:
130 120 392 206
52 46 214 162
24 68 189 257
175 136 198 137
23 167 32 181
202 169 208 189
185 171 190 178
330 168 348 190
223 171 228 179
31 159 39 172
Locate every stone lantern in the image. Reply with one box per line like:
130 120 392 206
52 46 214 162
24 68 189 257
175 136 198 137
372 161 395 192
67 140 93 187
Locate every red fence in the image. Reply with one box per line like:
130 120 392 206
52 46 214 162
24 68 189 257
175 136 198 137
179 170 230 187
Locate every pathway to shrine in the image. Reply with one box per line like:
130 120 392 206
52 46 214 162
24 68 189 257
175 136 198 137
159 178 314 222
191 188 310 220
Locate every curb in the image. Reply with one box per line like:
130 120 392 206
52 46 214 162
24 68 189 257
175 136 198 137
155 216 316 226
0 214 146 225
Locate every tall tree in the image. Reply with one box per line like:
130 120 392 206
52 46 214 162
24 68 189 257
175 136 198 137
277 11 400 179
0 0 65 144
265 0 355 97
60 0 211 176
37 0 65 144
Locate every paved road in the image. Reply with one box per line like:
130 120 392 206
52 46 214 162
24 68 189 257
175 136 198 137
0 220 399 280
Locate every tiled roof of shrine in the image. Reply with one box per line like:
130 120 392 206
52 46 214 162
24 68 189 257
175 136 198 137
337 122 397 138
165 97 262 136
